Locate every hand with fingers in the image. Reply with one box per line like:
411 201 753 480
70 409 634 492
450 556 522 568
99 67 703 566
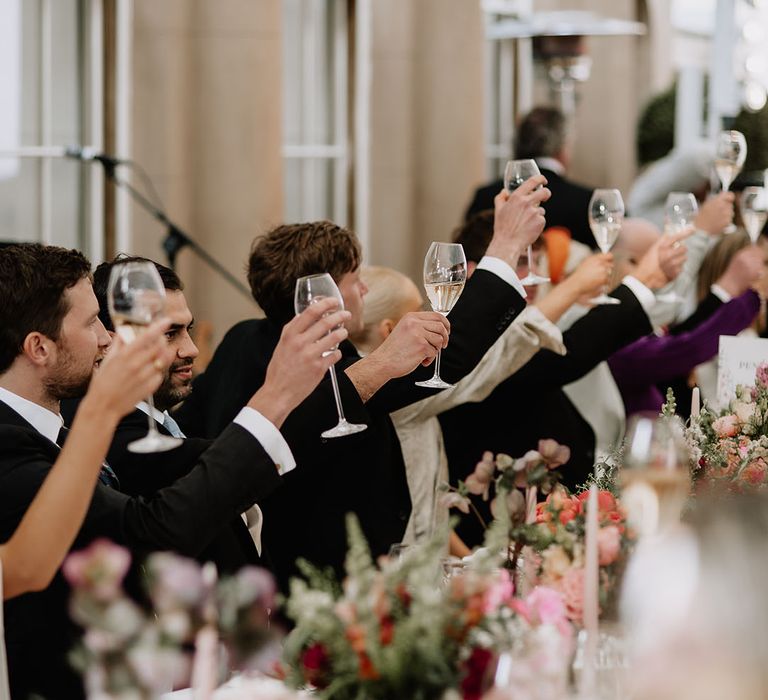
486 175 551 267
719 244 767 298
249 297 351 426
632 232 688 289
695 192 736 236
373 311 451 375
569 253 615 305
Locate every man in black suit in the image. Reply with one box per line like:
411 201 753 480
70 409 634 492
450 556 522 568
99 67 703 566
0 243 351 698
62 256 274 574
440 212 683 546
465 106 597 248
176 179 550 588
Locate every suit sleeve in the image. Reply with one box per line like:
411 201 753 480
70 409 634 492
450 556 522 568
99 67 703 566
609 290 760 389
364 269 527 414
117 423 283 556
107 411 213 497
668 292 723 336
499 283 653 392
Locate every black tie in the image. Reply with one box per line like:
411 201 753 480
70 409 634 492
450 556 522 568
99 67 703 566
56 425 120 489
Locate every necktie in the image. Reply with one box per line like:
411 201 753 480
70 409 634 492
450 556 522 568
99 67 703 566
56 426 120 489
161 412 185 438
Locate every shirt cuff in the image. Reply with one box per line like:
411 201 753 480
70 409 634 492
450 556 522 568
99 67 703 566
233 407 296 475
622 275 656 315
477 256 527 300
710 284 733 303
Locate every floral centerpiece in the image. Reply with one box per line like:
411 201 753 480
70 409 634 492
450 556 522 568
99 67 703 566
524 489 633 622
444 441 635 623
684 365 768 492
281 516 572 700
65 539 278 699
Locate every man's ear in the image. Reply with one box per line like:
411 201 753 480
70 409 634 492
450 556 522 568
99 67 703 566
378 318 395 339
22 332 54 367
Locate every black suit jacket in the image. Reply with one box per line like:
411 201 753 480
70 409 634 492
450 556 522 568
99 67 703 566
464 168 596 249
176 270 527 589
439 283 653 546
0 400 282 699
108 407 264 574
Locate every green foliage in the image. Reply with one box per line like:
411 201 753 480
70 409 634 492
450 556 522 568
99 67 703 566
637 83 677 166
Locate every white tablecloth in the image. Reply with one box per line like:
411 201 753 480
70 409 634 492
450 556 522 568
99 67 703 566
162 675 305 700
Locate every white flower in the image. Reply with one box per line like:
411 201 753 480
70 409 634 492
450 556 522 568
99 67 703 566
733 400 756 424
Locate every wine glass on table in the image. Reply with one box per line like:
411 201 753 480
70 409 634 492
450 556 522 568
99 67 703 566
107 261 182 453
656 192 699 305
414 242 467 389
740 186 768 243
504 159 549 285
620 414 691 537
715 130 747 234
294 273 367 439
588 188 624 305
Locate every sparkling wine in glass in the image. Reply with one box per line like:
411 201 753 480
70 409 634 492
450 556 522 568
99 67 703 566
656 192 699 305
740 186 768 243
107 261 182 453
415 242 467 389
620 414 691 537
294 273 367 439
716 130 747 234
588 189 624 305
504 159 549 285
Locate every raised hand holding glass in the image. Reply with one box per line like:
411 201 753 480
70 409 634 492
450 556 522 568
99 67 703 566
415 242 467 389
107 261 182 453
504 159 549 285
294 273 367 439
656 192 698 305
588 189 624 305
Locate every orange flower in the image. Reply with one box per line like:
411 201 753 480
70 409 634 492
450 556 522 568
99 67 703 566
358 652 380 680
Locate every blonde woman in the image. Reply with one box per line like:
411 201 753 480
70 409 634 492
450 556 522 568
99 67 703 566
351 258 610 551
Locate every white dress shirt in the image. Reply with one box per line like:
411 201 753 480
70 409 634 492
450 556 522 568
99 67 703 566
0 387 63 444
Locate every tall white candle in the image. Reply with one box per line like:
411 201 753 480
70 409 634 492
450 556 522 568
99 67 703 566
581 484 600 696
691 386 700 418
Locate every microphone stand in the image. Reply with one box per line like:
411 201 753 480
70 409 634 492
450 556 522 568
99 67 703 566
98 157 253 301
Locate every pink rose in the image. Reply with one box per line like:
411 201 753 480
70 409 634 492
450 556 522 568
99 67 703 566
63 538 131 601
756 363 768 389
483 569 514 612
524 586 572 639
597 525 621 566
557 567 586 622
713 414 740 438
741 458 767 486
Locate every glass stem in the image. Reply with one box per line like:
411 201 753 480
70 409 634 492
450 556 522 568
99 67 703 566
528 244 536 274
328 364 347 423
432 348 443 381
145 394 161 436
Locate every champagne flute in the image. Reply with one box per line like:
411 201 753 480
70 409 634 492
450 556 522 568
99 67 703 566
656 192 699 305
415 242 467 389
107 261 182 453
504 159 549 285
294 273 367 439
588 189 624 305
740 186 768 243
715 130 747 234
620 414 691 537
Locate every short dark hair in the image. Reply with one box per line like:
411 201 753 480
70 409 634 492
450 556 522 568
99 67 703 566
93 255 183 331
453 210 495 263
514 106 566 161
248 221 362 323
0 243 92 373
